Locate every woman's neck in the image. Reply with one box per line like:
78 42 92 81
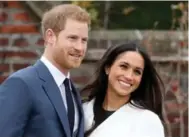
103 90 130 111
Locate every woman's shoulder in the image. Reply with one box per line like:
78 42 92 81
135 110 165 136
140 109 161 121
127 103 163 124
82 98 96 132
128 104 164 136
137 109 164 130
82 98 95 110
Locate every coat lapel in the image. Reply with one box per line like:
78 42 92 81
34 60 71 137
84 99 133 137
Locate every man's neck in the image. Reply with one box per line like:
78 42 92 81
42 54 69 77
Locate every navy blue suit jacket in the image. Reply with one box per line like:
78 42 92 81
0 60 84 137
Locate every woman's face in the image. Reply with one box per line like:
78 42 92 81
105 51 144 98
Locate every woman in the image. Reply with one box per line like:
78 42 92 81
82 41 165 137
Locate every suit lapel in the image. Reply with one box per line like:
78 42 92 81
70 82 84 137
34 60 71 137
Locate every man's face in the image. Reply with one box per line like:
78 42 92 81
46 18 89 73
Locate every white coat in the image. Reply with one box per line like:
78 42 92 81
83 99 165 137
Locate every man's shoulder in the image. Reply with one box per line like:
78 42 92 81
5 64 38 85
11 65 34 76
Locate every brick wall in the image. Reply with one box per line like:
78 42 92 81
0 1 43 82
0 1 188 137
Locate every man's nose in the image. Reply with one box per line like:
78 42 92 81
74 41 85 51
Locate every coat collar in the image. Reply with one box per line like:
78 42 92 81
34 60 71 137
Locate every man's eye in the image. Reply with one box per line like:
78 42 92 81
120 64 128 69
82 39 87 42
69 37 76 40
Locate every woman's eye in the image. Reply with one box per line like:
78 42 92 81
134 70 142 75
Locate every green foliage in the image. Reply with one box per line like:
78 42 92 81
70 1 187 30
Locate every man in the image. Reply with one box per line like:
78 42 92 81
0 4 90 137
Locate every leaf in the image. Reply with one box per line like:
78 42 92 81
89 8 98 21
71 1 92 9
123 6 136 15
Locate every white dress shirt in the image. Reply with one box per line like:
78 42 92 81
41 56 79 133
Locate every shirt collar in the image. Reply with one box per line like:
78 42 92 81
40 56 70 87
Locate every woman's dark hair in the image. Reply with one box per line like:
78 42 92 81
82 41 165 136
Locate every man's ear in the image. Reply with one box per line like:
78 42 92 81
45 29 56 46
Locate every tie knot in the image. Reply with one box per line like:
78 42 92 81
64 78 70 86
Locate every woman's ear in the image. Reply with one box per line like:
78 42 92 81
105 66 110 75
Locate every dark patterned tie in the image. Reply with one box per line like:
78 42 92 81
64 78 75 135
